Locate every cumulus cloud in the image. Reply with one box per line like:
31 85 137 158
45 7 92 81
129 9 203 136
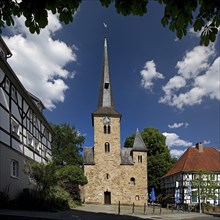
163 132 192 147
3 12 77 110
140 60 164 90
168 122 189 129
170 149 186 158
159 41 220 109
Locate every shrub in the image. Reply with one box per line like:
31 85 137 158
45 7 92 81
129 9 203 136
0 187 9 208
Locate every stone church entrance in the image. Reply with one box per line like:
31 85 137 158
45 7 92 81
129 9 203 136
104 191 111 204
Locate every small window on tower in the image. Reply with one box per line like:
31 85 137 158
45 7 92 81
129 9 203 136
107 125 111 134
130 177 135 185
138 155 142 163
104 125 107 134
105 142 110 152
106 173 110 179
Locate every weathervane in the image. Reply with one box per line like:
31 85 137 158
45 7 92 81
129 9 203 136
103 22 107 37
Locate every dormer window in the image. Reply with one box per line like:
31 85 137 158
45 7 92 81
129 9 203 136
104 82 109 89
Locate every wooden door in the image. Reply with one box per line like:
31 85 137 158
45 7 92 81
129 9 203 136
104 191 111 204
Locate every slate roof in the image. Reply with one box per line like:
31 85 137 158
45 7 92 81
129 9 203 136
132 129 147 152
92 37 121 119
84 147 95 165
162 146 220 178
121 148 133 165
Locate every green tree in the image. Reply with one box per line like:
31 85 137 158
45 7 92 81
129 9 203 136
25 161 87 209
51 123 85 166
192 171 219 202
124 127 176 195
0 0 219 46
25 161 58 196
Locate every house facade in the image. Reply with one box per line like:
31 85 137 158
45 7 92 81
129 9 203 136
0 37 53 199
83 37 148 205
161 143 220 205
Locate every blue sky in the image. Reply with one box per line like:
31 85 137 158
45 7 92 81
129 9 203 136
2 1 220 157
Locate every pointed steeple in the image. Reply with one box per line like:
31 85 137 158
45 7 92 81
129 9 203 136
92 37 121 119
132 129 147 152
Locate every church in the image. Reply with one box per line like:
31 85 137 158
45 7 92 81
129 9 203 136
83 37 148 205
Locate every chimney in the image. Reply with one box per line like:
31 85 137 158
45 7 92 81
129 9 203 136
196 142 204 152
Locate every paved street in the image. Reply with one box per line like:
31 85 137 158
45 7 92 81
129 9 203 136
0 204 220 220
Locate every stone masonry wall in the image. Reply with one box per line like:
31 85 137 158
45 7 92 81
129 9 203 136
83 115 148 205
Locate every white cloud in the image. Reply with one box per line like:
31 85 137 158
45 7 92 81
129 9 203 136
3 12 77 110
163 132 192 147
159 41 220 109
140 60 164 90
176 45 214 79
168 122 184 129
203 140 211 145
170 149 186 158
168 122 189 129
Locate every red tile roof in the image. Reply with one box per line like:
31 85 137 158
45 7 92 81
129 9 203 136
163 147 220 178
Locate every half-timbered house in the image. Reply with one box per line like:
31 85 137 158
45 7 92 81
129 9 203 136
0 37 53 199
161 143 220 205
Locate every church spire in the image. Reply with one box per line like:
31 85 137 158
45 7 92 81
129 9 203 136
92 37 121 119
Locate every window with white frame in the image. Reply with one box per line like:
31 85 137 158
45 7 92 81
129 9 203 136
27 133 34 148
11 118 20 137
34 139 40 152
11 160 19 178
42 147 47 158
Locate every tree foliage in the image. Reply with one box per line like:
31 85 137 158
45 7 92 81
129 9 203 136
25 161 58 196
51 123 85 166
124 127 176 194
192 171 219 201
0 0 219 46
25 123 87 205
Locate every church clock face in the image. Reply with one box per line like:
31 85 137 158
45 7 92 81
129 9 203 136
103 116 111 125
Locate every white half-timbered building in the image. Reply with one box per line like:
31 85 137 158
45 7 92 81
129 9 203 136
161 143 220 205
0 37 53 199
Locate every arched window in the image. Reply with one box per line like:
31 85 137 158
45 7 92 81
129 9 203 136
130 177 135 185
107 125 111 134
104 125 107 134
138 155 142 163
106 173 110 179
105 142 110 152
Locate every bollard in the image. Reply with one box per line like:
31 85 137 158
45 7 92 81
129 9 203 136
132 202 134 214
160 204 162 214
118 201 120 215
153 203 155 214
144 203 146 215
172 205 174 213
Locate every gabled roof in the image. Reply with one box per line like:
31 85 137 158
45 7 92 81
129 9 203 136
132 129 147 152
163 146 220 178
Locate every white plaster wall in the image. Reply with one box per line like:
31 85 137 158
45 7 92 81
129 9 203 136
0 143 33 199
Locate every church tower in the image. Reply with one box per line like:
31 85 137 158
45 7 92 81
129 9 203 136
83 37 148 205
92 37 121 168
